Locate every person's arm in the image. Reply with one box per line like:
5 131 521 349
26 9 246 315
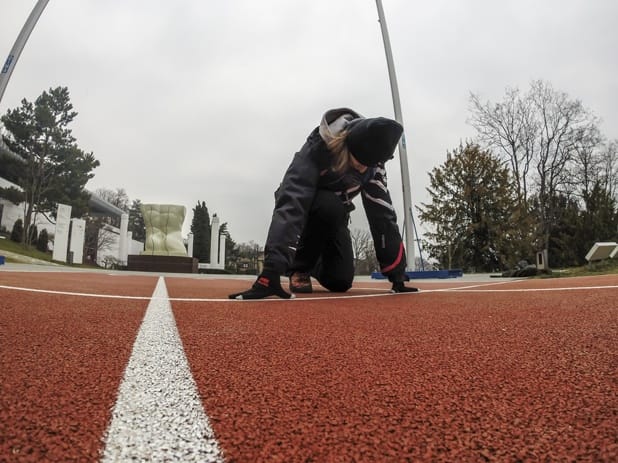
263 145 322 274
361 164 418 293
229 131 323 300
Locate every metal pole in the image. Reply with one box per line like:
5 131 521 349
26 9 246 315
0 0 50 107
375 0 415 270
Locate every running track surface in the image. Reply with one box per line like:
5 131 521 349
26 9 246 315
0 270 616 462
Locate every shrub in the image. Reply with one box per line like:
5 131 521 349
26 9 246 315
10 219 23 243
37 228 49 252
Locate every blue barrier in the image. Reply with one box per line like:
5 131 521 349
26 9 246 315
0 255 5 265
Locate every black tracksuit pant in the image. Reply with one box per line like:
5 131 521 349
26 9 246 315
291 190 354 292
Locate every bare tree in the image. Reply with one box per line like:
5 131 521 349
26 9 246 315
92 187 130 228
235 241 263 274
599 140 618 201
528 81 601 249
350 228 378 274
469 80 604 252
468 87 535 206
84 216 118 265
350 228 371 261
94 187 130 211
569 125 604 201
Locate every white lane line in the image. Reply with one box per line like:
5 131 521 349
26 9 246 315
353 279 521 293
101 276 224 463
0 284 153 299
1 282 617 302
430 285 618 293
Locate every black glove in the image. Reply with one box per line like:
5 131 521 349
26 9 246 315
387 273 418 293
391 281 419 293
229 270 293 300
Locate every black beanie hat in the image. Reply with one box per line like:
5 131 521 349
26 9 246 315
345 117 403 166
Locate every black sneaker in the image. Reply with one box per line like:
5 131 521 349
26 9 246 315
289 272 313 293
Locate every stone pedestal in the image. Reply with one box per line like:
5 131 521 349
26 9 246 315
127 255 198 273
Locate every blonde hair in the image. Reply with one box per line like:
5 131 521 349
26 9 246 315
326 129 352 173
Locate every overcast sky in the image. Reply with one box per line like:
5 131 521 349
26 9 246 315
1 0 617 245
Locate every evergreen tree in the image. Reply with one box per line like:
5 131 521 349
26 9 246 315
544 183 618 267
128 199 146 242
217 221 238 271
544 194 582 267
583 182 618 240
191 201 211 262
1 87 99 245
0 186 25 205
418 142 524 272
579 182 618 255
225 234 239 272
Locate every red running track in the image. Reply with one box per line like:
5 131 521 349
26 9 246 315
0 271 616 462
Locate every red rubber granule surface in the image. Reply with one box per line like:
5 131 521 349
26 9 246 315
170 279 617 462
1 272 616 462
0 272 157 296
0 278 154 462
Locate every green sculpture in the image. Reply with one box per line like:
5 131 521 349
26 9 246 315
141 204 187 256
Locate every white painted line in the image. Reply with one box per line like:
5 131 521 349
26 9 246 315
428 285 618 293
101 277 224 462
0 284 153 299
353 279 521 293
1 282 617 302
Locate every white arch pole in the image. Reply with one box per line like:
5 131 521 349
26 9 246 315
0 0 50 107
375 0 415 271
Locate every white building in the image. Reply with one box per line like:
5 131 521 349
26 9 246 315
0 176 54 237
0 175 143 266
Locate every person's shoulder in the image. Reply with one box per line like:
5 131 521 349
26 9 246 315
304 126 322 146
297 127 331 168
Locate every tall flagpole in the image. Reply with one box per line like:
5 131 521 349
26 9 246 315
375 0 415 270
0 0 50 107
0 0 49 162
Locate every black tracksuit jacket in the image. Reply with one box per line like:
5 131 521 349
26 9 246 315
263 125 408 282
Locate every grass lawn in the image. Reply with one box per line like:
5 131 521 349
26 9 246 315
546 257 618 277
0 235 53 262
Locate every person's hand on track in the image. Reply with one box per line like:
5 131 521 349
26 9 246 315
229 270 293 300
391 281 419 293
